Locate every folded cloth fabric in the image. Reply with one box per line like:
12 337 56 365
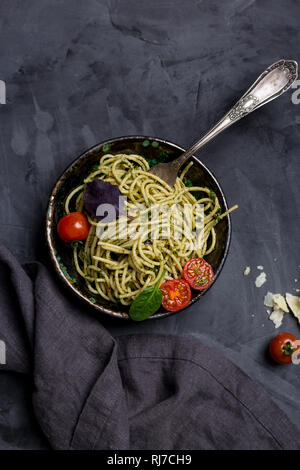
0 243 299 450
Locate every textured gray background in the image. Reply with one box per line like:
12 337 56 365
0 0 300 449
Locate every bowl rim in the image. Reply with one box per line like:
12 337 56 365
46 135 231 320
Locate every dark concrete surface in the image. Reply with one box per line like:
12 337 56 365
0 0 300 449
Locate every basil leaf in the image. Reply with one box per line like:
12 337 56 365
129 270 166 321
84 180 125 221
129 287 162 321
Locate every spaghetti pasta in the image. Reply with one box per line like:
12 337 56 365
64 153 237 306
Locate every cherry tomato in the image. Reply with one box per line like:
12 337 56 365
269 333 300 365
160 279 191 312
183 258 214 291
57 212 90 242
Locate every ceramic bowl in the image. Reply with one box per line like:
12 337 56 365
46 136 231 320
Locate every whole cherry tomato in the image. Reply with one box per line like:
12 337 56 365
183 258 214 291
57 212 90 242
160 278 191 312
269 333 300 365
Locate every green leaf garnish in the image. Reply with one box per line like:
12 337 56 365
102 144 110 152
142 139 150 147
214 208 222 225
91 164 99 172
183 177 193 188
209 189 216 202
151 141 159 148
147 158 158 167
129 269 166 321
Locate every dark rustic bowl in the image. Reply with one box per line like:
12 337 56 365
46 136 231 320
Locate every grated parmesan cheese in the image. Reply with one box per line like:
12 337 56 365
264 292 288 328
272 294 288 312
264 292 274 308
243 266 251 276
269 309 284 329
286 293 300 325
255 272 266 288
257 265 264 270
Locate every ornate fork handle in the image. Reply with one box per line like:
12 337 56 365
228 95 259 120
173 59 298 170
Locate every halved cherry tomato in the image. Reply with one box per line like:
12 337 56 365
269 333 300 365
57 212 90 242
183 258 214 291
160 279 191 312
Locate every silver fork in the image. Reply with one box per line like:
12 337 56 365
149 59 298 187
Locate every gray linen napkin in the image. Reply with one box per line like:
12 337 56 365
0 243 299 450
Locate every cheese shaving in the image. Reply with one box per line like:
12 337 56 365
255 272 266 288
269 309 284 329
286 293 300 325
264 292 288 328
272 294 289 312
243 266 251 276
264 292 274 307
